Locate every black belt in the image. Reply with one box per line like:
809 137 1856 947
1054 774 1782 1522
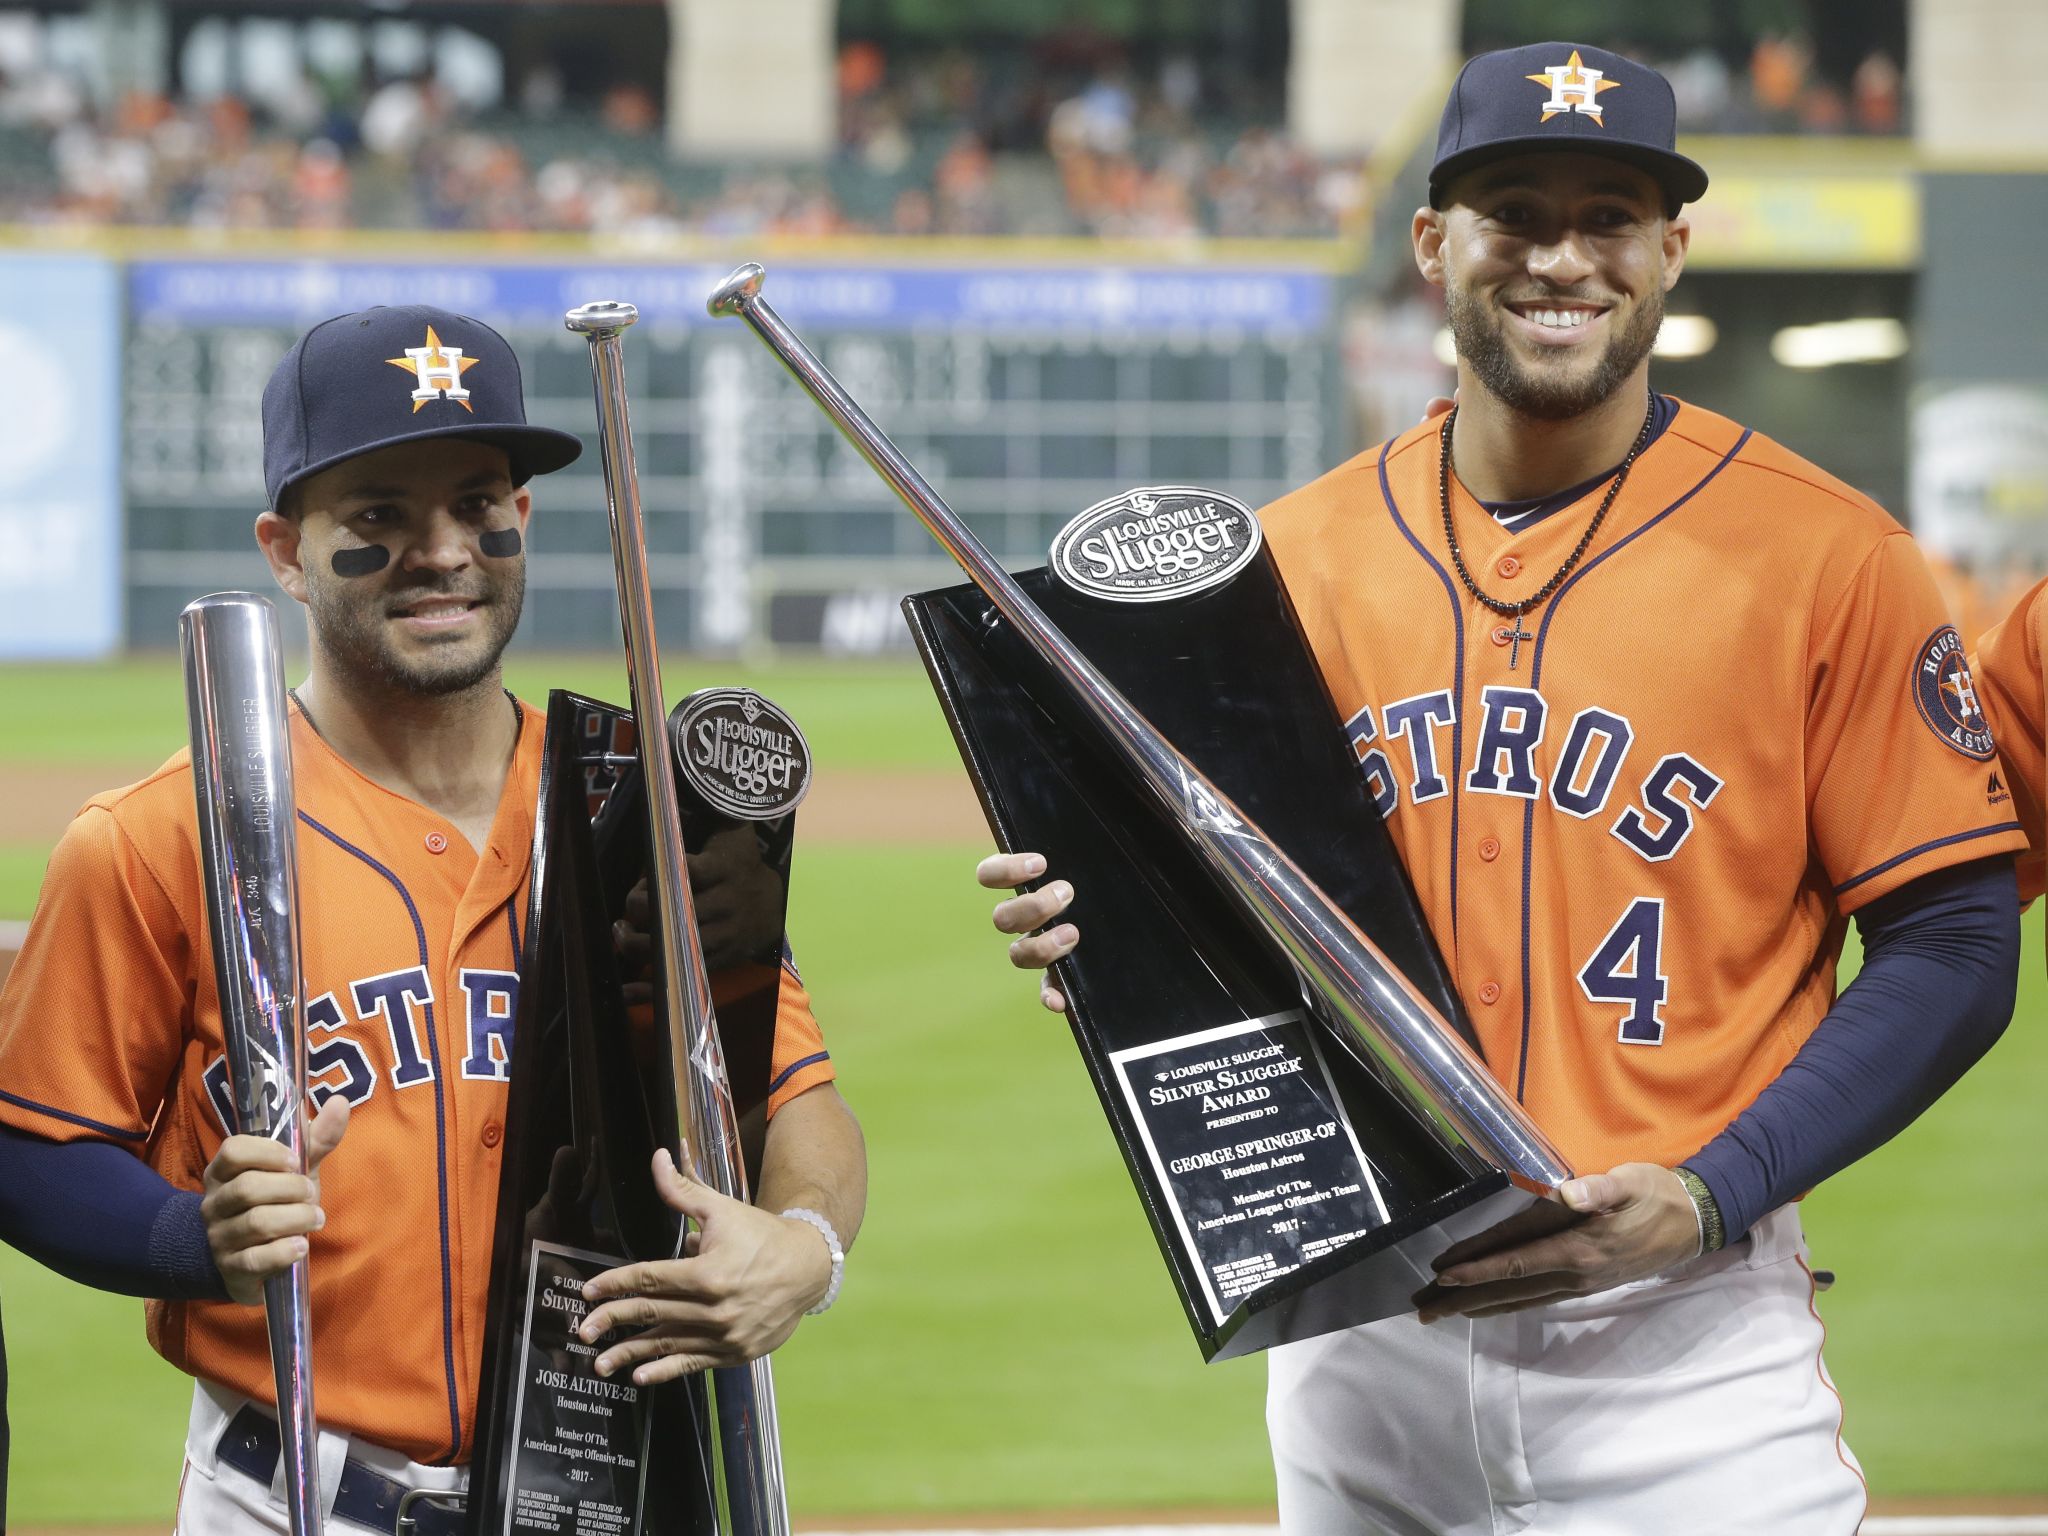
216 1405 468 1536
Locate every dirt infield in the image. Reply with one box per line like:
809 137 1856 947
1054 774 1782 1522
0 763 989 850
0 762 147 846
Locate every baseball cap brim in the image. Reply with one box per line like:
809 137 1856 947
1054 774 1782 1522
275 421 584 505
1429 137 1709 215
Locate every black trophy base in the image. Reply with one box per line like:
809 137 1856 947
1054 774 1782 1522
906 553 1530 1361
1212 1181 1529 1360
468 691 801 1534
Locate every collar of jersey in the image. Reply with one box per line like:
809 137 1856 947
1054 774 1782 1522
1467 393 1680 532
286 694 537 863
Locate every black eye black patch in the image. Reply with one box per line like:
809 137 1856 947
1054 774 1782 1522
331 545 392 577
479 527 523 558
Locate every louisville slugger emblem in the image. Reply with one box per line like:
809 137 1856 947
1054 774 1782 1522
1050 486 1263 604
670 687 813 820
1913 626 1995 760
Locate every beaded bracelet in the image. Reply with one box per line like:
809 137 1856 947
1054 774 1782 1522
780 1207 845 1315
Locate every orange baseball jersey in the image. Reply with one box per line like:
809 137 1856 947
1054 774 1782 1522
1928 552 2041 653
1971 573 2048 904
0 699 833 1465
1261 400 2023 1176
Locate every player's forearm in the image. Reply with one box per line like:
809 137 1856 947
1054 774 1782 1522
1686 855 2019 1242
0 1126 227 1300
752 1083 867 1252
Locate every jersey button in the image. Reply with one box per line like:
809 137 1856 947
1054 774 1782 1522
425 832 449 854
1496 556 1521 579
1478 836 1501 862
1490 625 1513 647
1478 981 1502 1005
482 1121 502 1148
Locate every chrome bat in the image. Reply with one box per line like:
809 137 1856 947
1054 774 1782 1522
181 591 321 1536
708 260 1573 1197
564 299 789 1536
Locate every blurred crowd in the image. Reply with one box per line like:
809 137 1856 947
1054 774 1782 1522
835 40 1357 240
1653 35 1905 135
0 38 1357 240
0 30 1905 239
0 69 691 235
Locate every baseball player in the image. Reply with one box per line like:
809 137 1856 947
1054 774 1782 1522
0 306 864 1530
981 43 2022 1534
1973 582 2048 905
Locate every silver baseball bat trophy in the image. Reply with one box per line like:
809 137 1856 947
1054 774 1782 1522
468 303 812 1531
181 592 321 1536
565 299 790 1536
711 262 1575 1358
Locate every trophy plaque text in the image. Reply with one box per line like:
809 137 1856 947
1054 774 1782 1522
904 487 1527 1360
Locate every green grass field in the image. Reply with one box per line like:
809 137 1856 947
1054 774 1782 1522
0 652 959 770
0 659 2043 1520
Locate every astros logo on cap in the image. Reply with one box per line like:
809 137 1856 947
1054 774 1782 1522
1526 49 1621 123
385 325 479 413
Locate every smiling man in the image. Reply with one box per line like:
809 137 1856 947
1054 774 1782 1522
0 305 864 1531
980 43 2022 1533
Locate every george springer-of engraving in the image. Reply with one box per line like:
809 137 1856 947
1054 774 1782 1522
1050 485 1264 603
1110 1011 1389 1326
669 688 814 820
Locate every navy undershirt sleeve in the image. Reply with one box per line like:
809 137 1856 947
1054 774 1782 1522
0 1127 226 1300
1685 855 2019 1244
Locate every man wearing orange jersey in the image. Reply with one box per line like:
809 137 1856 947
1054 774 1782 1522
0 306 864 1530
1974 583 2048 902
982 43 2020 1533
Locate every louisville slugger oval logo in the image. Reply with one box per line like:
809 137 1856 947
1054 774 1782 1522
1912 626 1995 760
669 689 813 819
1049 485 1263 603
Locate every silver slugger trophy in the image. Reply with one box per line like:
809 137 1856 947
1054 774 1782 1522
709 262 1568 1191
565 299 791 1536
712 262 1577 1357
180 592 322 1536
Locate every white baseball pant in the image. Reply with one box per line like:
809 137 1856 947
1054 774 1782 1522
173 1379 469 1536
1266 1205 1866 1534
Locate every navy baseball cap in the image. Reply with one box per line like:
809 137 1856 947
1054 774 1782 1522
262 304 582 509
1428 43 1708 216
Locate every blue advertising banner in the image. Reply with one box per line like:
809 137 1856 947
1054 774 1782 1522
128 258 1334 333
0 254 121 659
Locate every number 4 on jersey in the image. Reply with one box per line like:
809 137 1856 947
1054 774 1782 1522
1578 898 1668 1045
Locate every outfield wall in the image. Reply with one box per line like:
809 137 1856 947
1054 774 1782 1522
0 254 122 661
0 247 1345 660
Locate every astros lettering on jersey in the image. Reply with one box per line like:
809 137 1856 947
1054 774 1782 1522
1262 401 2024 1175
0 701 834 1464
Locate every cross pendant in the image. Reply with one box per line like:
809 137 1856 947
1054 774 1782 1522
1504 610 1534 670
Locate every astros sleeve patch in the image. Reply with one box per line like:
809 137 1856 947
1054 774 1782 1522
1809 534 2028 911
1912 626 1996 760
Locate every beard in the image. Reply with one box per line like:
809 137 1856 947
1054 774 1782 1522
304 559 525 699
1446 278 1663 422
